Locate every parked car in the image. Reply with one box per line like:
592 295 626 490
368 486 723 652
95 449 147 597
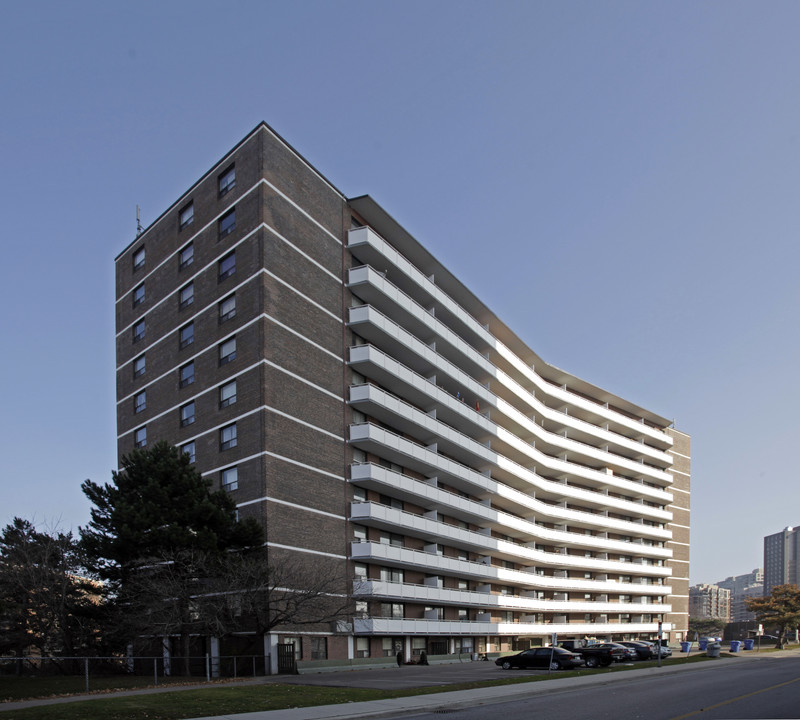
592 642 636 661
618 641 653 660
640 640 672 657
495 647 583 671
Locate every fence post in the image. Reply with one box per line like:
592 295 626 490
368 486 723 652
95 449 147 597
85 657 89 693
154 656 158 686
205 653 210 682
233 655 237 678
253 655 256 677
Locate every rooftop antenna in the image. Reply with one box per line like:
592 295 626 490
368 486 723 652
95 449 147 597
136 205 143 237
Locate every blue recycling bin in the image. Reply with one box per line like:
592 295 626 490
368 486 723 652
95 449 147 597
698 639 708 650
680 641 691 653
743 638 754 650
730 640 741 652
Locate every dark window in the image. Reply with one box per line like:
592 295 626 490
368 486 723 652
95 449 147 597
219 294 236 322
133 319 146 343
311 638 327 660
222 466 238 490
134 391 146 414
218 252 235 281
179 282 194 309
180 322 194 349
133 354 146 378
134 426 147 448
179 361 195 388
218 165 236 197
133 283 145 307
219 337 236 365
179 202 194 230
220 423 237 450
179 242 194 269
180 401 196 427
182 441 196 463
219 380 237 408
218 208 236 238
133 247 145 270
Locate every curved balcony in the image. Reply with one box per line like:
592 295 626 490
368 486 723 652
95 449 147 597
350 466 672 554
349 422 673 524
347 304 672 487
351 504 671 577
347 226 673 450
355 580 672 615
349 380 673 507
351 542 672 594
353 617 673 636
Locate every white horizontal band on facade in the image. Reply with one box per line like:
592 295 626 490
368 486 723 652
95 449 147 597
236 496 346 521
263 267 342 324
266 542 346 560
202 451 265 477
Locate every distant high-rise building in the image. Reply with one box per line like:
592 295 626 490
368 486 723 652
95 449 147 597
764 527 800 594
689 584 730 621
717 569 763 622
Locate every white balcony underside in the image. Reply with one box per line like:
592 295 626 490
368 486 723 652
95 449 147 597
353 618 673 636
356 580 671 614
350 463 672 543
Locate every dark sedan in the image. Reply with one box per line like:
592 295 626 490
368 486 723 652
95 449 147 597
591 642 634 661
496 647 583 671
618 641 653 660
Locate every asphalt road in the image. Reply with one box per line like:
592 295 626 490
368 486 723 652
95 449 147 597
395 654 800 720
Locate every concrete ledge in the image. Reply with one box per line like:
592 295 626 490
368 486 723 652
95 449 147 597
296 653 479 674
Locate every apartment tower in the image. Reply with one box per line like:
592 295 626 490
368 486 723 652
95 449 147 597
115 122 691 669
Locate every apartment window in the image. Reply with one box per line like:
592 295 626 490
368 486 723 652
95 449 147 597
353 525 367 543
219 379 237 408
219 337 236 365
179 361 195 388
133 319 145 343
132 247 145 270
352 485 367 502
220 423 237 450
133 354 146 378
133 283 145 307
380 567 403 583
134 426 146 448
353 562 368 578
218 165 235 196
179 282 194 309
222 466 238 491
179 242 194 269
356 637 370 658
219 294 236 322
179 202 194 230
218 251 235 281
458 608 469 622
380 603 404 619
134 391 146 414
382 638 397 657
311 637 327 660
180 401 196 427
218 209 236 239
284 636 302 660
180 322 194 349
379 531 403 547
182 441 196 463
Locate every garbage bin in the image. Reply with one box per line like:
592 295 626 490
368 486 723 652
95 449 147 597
743 638 755 651
680 641 691 653
730 640 741 653
698 639 708 651
706 642 721 658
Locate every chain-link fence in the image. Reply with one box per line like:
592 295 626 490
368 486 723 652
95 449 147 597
0 654 267 693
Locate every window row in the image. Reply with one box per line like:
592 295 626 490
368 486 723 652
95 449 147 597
130 254 236 313
134 422 237 453
133 380 236 414
131 305 236 361
132 165 237 272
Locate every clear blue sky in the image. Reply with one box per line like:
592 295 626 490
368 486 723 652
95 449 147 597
1 0 798 585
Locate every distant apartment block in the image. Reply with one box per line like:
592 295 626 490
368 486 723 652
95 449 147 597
716 569 763 622
115 122 691 669
689 584 730 621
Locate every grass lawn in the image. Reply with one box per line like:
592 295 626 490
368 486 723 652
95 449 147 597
0 653 736 720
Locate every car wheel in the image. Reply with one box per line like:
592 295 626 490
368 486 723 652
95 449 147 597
549 660 560 671
584 656 598 668
600 658 612 667
502 661 512 670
